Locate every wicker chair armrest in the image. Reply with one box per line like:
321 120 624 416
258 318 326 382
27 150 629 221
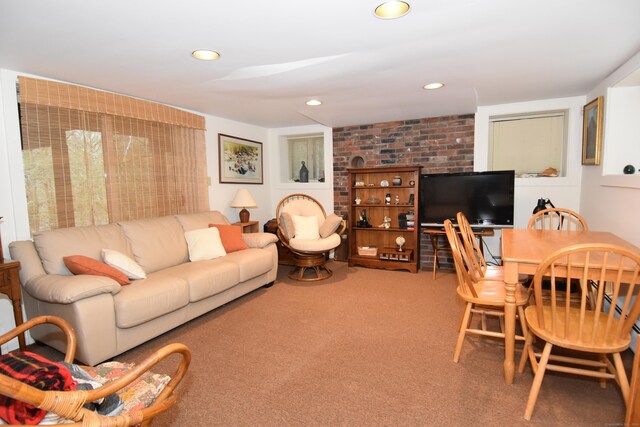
0 315 76 362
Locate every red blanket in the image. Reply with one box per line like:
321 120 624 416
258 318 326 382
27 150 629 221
0 351 77 424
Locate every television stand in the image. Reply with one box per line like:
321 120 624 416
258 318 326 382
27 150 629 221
423 227 494 280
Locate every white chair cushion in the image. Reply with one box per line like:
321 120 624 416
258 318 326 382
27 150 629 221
290 233 341 252
184 227 227 261
292 215 320 240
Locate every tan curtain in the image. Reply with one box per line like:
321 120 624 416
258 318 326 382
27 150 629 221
18 76 208 232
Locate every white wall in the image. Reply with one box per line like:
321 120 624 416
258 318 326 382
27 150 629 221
581 50 640 247
204 115 271 226
268 124 335 215
474 96 586 257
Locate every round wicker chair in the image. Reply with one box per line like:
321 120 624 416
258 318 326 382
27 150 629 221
275 194 346 281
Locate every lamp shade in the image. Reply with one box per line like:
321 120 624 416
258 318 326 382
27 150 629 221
230 189 257 223
231 189 257 208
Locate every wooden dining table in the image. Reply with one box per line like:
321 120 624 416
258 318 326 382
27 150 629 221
501 228 640 385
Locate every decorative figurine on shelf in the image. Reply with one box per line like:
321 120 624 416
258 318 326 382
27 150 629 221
357 209 372 228
396 236 406 252
394 195 400 205
299 161 309 182
379 216 391 229
385 193 391 204
355 196 362 205
408 193 414 205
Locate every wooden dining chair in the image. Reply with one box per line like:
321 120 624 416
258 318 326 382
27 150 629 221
0 316 191 426
528 207 589 231
519 243 640 420
444 219 530 363
456 211 527 283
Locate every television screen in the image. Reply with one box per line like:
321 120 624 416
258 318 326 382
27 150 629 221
419 170 515 228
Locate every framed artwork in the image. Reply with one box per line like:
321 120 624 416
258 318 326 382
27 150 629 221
218 134 263 184
582 96 603 165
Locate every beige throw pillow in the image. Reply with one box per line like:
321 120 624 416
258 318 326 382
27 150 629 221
292 215 320 240
184 227 227 261
101 249 147 280
280 212 295 240
320 213 342 238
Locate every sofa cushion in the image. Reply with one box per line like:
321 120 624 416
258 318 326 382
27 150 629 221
113 274 190 328
63 255 130 286
162 259 240 302
118 216 188 274
33 223 131 275
185 227 227 261
221 248 273 282
175 211 229 232
209 224 249 253
101 249 146 280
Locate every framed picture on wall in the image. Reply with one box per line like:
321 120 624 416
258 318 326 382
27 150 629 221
218 134 263 184
581 96 603 165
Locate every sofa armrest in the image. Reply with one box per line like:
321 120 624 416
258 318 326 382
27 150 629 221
242 232 278 248
23 274 122 304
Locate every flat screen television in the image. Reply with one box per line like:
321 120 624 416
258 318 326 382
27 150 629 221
419 170 515 228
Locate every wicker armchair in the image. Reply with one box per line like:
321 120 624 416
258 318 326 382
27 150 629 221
276 194 346 281
0 316 190 426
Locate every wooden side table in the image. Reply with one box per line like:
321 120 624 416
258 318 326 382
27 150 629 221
0 260 25 351
232 220 259 233
423 227 494 279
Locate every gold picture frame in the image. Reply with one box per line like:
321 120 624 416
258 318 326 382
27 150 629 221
218 134 263 184
581 96 603 165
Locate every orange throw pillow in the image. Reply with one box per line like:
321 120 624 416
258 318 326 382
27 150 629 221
63 255 130 285
208 224 249 253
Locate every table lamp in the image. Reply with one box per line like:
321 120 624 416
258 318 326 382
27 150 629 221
231 189 257 223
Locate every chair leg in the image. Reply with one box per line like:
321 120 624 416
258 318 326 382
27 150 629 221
599 354 608 389
454 303 473 363
613 352 630 405
518 331 533 374
524 342 553 421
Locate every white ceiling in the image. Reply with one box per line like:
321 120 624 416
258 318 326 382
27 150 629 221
1 0 639 128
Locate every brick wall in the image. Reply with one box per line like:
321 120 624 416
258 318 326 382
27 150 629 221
332 114 475 270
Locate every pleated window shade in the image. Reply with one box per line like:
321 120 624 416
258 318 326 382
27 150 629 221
18 76 208 233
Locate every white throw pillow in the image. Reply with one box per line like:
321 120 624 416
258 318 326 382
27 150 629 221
184 227 227 261
101 248 147 280
292 215 320 240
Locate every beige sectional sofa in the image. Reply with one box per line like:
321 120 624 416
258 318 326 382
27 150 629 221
9 211 278 365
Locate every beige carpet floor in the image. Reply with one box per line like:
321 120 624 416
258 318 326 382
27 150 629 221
33 261 631 426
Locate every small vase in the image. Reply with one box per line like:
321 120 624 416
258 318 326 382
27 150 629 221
299 161 309 182
392 176 402 186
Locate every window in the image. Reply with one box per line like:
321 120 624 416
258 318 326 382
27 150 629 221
18 76 208 233
286 133 324 182
489 111 567 177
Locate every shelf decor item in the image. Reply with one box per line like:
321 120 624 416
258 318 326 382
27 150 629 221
299 161 309 182
392 176 402 186
396 236 406 252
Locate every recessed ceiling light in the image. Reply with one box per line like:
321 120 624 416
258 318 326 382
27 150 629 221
423 82 444 90
374 1 410 19
306 99 322 106
191 49 220 61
